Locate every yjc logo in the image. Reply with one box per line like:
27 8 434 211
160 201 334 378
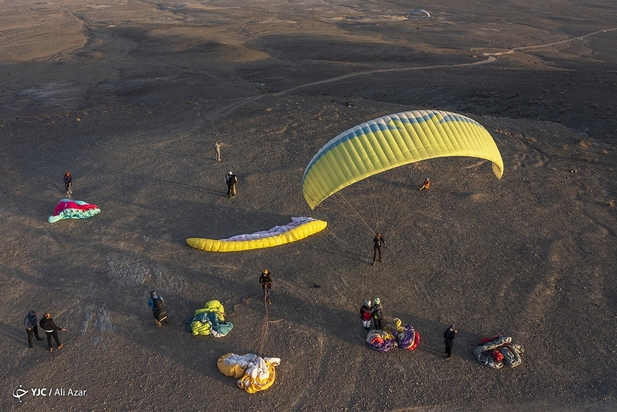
13 385 27 402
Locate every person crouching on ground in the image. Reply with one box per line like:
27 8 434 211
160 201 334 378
419 177 430 190
40 312 66 352
148 291 168 327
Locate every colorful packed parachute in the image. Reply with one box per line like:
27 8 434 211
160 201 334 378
186 300 233 337
384 318 421 351
366 319 420 352
186 217 327 252
218 353 281 393
302 110 504 209
473 335 524 369
366 329 398 352
48 199 101 223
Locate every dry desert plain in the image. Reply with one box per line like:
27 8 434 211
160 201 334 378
1 0 617 410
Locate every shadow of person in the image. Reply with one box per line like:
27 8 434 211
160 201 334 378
0 320 30 347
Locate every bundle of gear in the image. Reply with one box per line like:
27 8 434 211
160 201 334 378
366 318 420 352
185 300 233 337
217 353 281 393
473 335 524 369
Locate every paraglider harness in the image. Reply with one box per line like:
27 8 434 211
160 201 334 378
226 174 237 197
152 297 167 323
226 174 237 186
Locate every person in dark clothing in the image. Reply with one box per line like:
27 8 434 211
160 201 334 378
148 291 168 327
64 172 73 198
24 310 43 348
259 269 272 304
39 312 66 352
360 300 372 330
444 325 458 359
371 297 383 330
225 171 238 198
372 232 386 266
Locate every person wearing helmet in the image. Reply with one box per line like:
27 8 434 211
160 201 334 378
444 325 458 359
259 269 272 304
419 177 430 190
372 297 383 330
360 300 373 330
372 232 386 266
147 291 168 327
225 171 238 198
64 172 73 198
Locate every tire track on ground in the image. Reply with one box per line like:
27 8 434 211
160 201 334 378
192 27 616 129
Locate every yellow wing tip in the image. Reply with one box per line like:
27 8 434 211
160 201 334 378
492 162 504 179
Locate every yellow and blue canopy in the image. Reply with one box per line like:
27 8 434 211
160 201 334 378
302 110 504 209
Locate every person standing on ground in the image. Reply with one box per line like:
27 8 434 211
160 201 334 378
444 325 458 359
259 269 272 304
215 141 221 162
418 177 430 190
225 171 238 198
24 310 43 348
372 297 383 330
360 300 372 330
148 291 168 327
64 172 73 198
39 312 66 352
372 232 386 266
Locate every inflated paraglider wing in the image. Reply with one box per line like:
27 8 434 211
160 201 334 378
186 217 327 252
302 110 504 209
407 9 430 18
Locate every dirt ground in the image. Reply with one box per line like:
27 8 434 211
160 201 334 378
1 0 617 410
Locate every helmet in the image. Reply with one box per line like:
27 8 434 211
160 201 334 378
365 300 372 307
263 269 269 274
426 177 430 181
374 297 380 305
66 172 71 176
228 171 233 175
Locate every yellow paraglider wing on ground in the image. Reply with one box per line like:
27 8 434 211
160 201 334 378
186 217 327 252
301 110 504 209
218 353 246 379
